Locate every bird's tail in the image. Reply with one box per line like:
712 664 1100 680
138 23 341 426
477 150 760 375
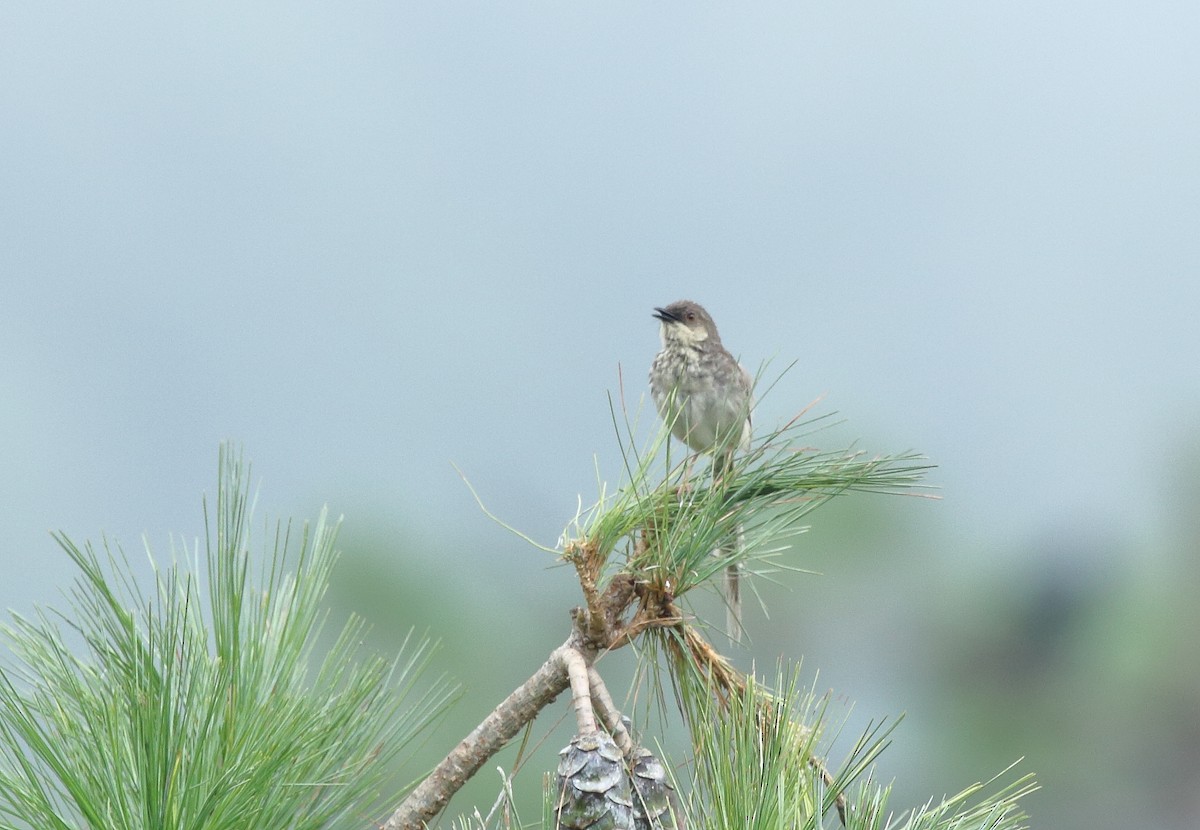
713 449 744 643
725 559 742 644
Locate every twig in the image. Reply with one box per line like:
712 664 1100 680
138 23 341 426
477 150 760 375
563 647 597 736
810 755 849 826
588 667 635 758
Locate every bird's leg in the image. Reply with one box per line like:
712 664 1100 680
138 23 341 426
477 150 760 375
712 448 735 488
674 453 699 497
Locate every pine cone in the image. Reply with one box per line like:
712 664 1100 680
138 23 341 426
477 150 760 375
554 733 635 830
630 747 683 830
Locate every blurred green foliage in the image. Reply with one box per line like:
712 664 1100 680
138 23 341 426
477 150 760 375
329 452 1200 829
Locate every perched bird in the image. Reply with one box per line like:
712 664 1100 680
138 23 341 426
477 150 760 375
649 300 753 641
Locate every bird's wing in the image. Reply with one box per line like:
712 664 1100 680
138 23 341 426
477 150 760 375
740 363 755 428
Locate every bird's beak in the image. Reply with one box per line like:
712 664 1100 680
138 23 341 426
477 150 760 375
653 307 679 323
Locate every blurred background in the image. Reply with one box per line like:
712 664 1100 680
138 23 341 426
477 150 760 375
2 2 1197 828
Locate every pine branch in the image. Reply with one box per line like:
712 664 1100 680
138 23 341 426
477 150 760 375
0 446 455 830
385 408 938 829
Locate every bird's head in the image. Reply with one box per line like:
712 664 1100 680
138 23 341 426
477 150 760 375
653 300 720 348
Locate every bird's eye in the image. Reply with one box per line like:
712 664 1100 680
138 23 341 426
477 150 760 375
685 312 695 321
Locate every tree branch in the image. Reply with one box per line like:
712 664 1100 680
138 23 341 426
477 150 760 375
382 630 594 830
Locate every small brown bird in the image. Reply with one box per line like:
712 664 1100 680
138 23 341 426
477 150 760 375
649 300 753 641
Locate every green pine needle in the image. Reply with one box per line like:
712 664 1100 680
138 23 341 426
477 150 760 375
0 445 457 830
572 402 935 598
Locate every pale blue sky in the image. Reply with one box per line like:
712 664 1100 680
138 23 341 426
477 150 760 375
5 1 1196 570
2 2 1198 822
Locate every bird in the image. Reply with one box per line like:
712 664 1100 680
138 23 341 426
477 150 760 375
649 300 753 642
